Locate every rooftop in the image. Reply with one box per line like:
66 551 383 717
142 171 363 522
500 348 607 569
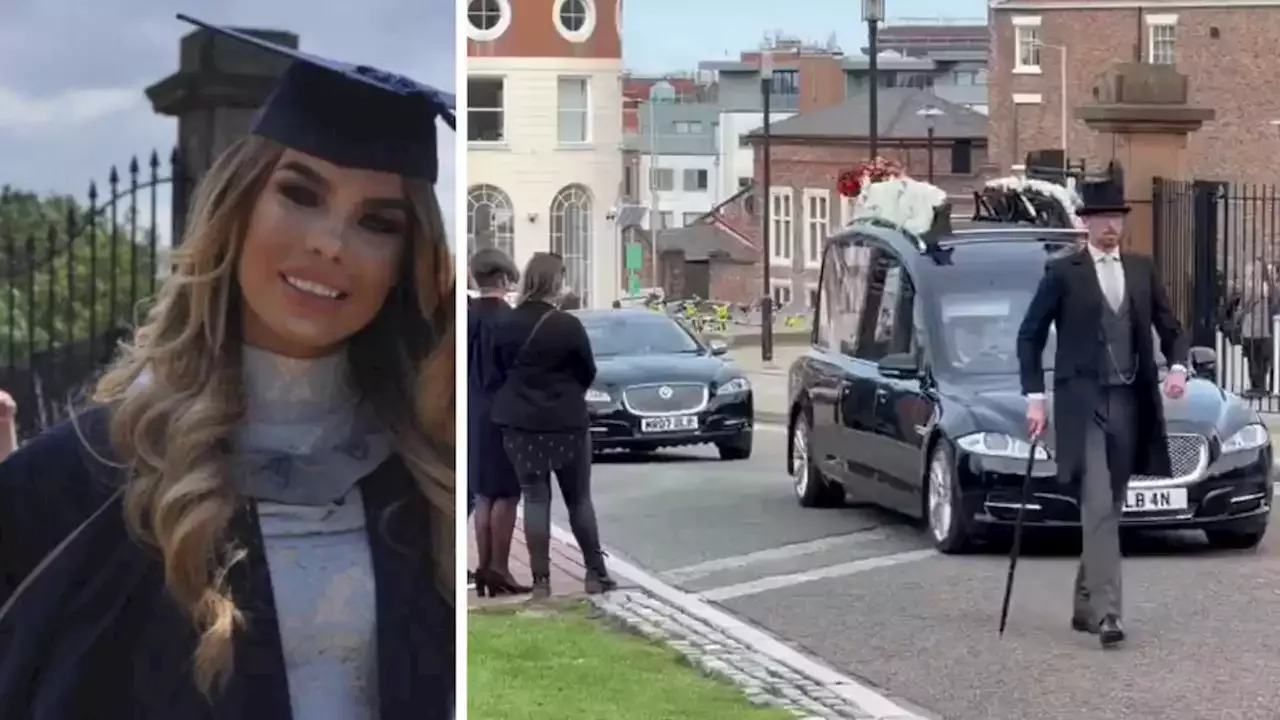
746 88 987 140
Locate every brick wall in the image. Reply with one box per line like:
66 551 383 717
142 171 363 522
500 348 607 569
709 260 763 306
751 140 991 206
988 4 1280 184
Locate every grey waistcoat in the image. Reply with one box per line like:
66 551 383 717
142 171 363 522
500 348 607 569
1098 295 1137 386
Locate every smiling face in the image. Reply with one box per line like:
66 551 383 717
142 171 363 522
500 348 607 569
237 149 409 358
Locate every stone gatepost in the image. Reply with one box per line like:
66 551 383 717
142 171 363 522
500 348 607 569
145 25 296 245
1075 63 1214 256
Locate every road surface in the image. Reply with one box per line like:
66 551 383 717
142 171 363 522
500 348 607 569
561 424 1280 720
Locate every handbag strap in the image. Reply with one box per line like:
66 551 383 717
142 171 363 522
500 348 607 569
514 308 557 366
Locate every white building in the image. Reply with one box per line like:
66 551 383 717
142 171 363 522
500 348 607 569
715 110 795 202
464 0 624 308
626 101 722 229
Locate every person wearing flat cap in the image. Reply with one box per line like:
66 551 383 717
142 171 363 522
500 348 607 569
1017 172 1188 650
0 15 455 720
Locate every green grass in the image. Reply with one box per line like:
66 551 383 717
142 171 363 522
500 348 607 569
468 602 797 720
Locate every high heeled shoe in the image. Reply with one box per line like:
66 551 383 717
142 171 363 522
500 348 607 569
475 569 532 598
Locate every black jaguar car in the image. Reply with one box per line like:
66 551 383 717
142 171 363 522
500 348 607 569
574 309 754 459
786 223 1273 552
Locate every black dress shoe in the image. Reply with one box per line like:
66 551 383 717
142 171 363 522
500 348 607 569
1071 615 1098 634
1098 616 1125 648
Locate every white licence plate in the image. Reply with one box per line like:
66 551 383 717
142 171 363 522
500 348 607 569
1123 488 1189 512
640 415 698 433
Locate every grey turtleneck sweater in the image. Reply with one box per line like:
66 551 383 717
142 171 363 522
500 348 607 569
240 346 380 720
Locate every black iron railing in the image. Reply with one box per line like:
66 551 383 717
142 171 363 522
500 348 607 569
0 149 183 438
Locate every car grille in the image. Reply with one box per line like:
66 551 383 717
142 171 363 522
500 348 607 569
1132 433 1208 483
623 383 707 415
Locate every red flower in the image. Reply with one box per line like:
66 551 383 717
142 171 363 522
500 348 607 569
837 156 907 197
837 170 861 197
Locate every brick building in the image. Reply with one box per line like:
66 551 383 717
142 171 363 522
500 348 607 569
630 89 991 307
742 88 990 309
988 0 1280 183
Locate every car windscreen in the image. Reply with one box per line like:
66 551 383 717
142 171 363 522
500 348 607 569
581 315 702 357
932 291 1057 375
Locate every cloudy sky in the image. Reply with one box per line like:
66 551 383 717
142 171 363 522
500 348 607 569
0 0 457 245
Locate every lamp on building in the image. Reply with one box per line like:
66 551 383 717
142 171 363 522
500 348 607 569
863 0 884 160
760 48 776 364
916 105 944 183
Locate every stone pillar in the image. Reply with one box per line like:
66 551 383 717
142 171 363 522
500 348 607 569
1075 63 1214 256
145 26 297 245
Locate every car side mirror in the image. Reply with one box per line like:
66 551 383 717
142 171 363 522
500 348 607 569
878 352 920 379
1189 345 1217 377
708 338 729 356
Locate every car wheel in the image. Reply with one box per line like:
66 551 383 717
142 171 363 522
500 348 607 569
716 431 752 460
791 408 843 508
1206 523 1267 550
926 442 976 554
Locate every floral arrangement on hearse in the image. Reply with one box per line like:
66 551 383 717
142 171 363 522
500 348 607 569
837 157 950 238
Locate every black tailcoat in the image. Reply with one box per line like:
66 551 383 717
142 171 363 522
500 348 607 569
1016 250 1189 484
467 296 518 498
0 406 454 720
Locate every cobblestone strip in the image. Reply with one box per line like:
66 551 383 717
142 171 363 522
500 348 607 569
590 589 875 720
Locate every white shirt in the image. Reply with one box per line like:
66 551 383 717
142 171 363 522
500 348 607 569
1025 244 1184 401
1088 243 1125 308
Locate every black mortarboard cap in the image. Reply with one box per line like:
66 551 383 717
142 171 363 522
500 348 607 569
176 14 455 183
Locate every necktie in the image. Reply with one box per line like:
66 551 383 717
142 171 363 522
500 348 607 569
1100 256 1122 310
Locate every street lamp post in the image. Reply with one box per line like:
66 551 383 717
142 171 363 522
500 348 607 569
644 95 662 291
864 0 884 160
760 49 775 364
916 105 943 183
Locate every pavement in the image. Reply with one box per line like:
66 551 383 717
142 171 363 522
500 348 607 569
466 524 586 608
571 423 1280 720
728 344 805 427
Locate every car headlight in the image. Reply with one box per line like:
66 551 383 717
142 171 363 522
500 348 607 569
956 432 1052 461
718 377 751 395
584 388 611 403
1222 423 1269 453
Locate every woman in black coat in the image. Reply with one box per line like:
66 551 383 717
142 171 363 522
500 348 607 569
489 252 615 599
467 248 530 596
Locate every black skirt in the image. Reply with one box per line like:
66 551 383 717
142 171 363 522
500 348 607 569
501 429 587 477
468 410 521 500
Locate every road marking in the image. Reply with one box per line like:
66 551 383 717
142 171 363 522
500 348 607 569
660 530 896 584
549 523 933 720
755 422 785 434
697 549 938 602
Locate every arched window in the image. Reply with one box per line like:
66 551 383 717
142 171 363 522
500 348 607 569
549 184 593 306
467 184 515 259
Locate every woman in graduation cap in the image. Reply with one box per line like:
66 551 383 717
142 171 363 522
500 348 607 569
0 15 455 720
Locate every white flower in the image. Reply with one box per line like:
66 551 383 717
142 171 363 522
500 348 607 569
851 177 949 237
985 176 1084 228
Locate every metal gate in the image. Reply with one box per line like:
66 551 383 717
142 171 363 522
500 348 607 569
1154 177 1280 412
0 150 183 439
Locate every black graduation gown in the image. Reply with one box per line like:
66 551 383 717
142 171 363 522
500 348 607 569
467 297 519 499
0 406 454 720
1016 250 1188 484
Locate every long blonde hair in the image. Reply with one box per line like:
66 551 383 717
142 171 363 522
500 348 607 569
91 135 455 694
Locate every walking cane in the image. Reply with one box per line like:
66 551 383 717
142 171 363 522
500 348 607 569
997 437 1039 637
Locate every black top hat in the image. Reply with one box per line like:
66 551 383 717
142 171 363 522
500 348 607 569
1075 175 1129 217
176 14 455 183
